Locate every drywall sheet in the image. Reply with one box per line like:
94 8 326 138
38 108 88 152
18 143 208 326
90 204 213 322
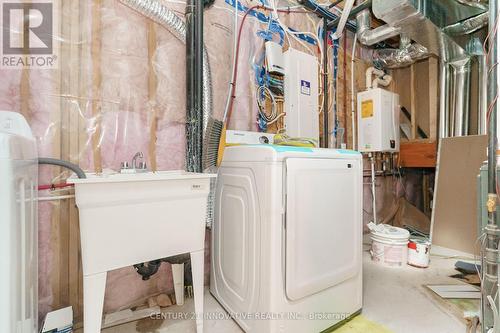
432 135 487 254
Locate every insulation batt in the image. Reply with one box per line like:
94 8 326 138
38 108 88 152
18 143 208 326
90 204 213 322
0 0 324 320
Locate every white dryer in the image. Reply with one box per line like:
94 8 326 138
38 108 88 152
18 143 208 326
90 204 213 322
211 145 362 333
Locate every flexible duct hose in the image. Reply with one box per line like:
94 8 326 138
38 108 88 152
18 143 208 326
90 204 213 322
119 0 213 136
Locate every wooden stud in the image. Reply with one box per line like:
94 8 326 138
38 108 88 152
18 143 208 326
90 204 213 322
67 0 83 322
428 57 439 140
50 0 64 310
75 0 92 323
91 0 103 173
410 63 417 140
148 22 158 172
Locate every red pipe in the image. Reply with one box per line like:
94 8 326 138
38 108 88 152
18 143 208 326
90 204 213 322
38 183 74 191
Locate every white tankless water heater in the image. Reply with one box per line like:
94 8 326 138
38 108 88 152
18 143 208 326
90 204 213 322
0 111 38 333
211 145 363 333
357 87 400 152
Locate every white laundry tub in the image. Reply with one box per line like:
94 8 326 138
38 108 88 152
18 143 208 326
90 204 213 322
68 170 215 333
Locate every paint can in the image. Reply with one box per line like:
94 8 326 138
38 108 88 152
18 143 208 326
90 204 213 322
369 224 410 267
407 237 431 268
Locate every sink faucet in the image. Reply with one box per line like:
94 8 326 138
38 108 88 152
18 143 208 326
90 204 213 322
121 152 147 173
132 152 143 169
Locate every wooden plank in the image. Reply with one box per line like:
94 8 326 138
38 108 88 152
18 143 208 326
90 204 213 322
67 0 82 322
102 306 161 329
410 64 417 140
59 0 71 308
351 54 371 149
431 135 488 254
391 58 439 142
91 0 103 173
50 0 64 309
399 141 437 168
76 0 92 322
391 66 411 142
415 60 430 137
428 57 439 140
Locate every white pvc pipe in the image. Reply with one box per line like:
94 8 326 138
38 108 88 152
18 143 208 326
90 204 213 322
370 153 378 225
351 33 357 150
372 74 392 89
331 0 355 40
365 67 384 90
38 195 75 202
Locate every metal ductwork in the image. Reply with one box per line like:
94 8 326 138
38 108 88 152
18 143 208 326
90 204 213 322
439 57 473 137
372 34 429 68
454 0 488 10
443 12 488 36
356 0 488 137
467 37 488 135
449 57 472 136
371 0 468 61
356 8 400 46
366 0 488 137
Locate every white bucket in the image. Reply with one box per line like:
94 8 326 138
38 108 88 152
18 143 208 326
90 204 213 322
407 237 431 268
369 223 410 267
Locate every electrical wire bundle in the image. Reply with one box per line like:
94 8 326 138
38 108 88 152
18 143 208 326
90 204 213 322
256 84 284 131
268 75 284 95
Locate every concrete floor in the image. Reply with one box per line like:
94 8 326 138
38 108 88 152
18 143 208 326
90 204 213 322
95 244 475 333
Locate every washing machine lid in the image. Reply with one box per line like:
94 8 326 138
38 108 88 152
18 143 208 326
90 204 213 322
222 144 361 163
0 111 36 160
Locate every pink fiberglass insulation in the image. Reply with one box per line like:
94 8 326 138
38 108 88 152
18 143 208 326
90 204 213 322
1 0 344 320
0 69 21 111
30 67 60 318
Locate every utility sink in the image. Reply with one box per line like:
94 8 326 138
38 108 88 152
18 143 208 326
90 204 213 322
68 170 215 333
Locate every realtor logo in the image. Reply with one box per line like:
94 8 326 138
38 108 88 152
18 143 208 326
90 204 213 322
1 0 58 68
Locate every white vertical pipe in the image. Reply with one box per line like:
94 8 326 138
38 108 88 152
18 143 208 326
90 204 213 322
370 153 377 225
351 33 358 150
439 61 450 138
479 54 488 135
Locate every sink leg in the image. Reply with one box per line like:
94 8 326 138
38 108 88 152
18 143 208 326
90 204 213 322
172 263 185 306
83 272 107 333
190 250 204 333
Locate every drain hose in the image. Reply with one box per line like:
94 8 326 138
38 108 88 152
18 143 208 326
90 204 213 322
38 158 86 179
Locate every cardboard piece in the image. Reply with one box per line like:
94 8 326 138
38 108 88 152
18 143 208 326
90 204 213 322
427 285 480 299
431 135 487 254
41 306 73 333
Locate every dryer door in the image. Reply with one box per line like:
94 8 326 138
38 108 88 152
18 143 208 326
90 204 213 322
284 157 362 301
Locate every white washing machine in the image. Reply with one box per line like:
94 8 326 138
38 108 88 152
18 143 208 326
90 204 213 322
0 111 38 333
211 145 362 333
